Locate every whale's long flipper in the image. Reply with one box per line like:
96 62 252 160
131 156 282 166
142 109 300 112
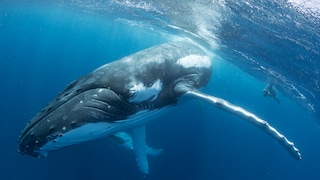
185 90 301 160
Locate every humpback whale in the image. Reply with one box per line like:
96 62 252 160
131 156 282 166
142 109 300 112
18 41 301 174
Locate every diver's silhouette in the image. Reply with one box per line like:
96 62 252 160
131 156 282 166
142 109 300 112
263 83 280 103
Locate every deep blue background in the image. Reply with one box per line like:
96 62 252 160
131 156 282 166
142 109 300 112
1 1 320 180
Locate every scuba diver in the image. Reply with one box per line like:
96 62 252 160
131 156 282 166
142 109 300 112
263 83 280 103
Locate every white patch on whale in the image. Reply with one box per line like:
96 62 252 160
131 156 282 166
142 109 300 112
177 55 211 68
129 79 162 103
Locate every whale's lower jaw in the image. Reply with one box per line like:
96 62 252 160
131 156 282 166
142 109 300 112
36 122 118 157
34 107 173 157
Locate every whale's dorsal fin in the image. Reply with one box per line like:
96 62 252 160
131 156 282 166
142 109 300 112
185 90 301 160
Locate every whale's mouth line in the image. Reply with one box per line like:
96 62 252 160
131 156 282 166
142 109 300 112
21 105 173 158
18 87 119 147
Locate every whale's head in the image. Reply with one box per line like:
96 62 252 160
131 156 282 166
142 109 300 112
18 41 212 157
17 86 134 157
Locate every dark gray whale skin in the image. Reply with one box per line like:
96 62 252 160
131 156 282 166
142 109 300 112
18 41 212 157
18 41 301 161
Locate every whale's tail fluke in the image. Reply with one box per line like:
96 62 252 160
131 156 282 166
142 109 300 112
185 90 302 160
110 127 163 174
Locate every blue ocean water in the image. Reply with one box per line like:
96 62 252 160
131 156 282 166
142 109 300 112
1 0 320 179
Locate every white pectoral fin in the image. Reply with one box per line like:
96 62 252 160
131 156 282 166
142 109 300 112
131 126 149 174
186 90 301 160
